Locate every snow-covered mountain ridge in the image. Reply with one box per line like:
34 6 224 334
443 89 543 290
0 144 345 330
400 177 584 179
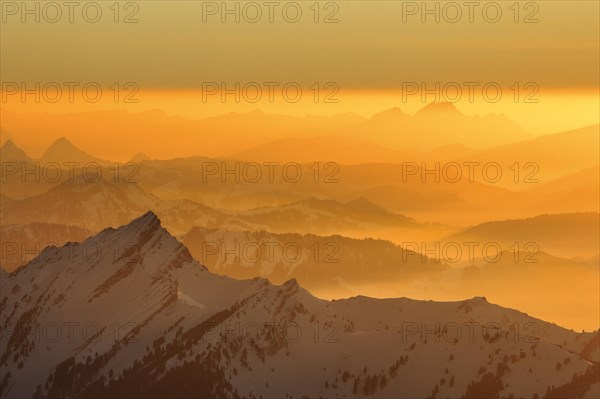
1 212 598 398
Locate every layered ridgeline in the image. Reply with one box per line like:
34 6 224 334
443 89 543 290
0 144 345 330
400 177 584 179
0 175 433 241
1 213 598 399
180 227 600 331
181 227 447 298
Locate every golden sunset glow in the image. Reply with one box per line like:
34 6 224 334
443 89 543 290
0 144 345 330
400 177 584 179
1 1 599 398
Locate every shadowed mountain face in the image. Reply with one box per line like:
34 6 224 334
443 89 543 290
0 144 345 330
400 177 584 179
1 213 598 399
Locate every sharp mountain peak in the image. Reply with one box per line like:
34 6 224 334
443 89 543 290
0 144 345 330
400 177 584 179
416 101 462 116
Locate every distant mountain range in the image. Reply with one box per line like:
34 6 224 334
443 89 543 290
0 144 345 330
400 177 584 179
445 213 600 260
0 137 112 198
182 227 446 297
0 176 240 236
0 103 529 161
0 137 110 166
0 139 31 163
347 102 528 151
1 213 598 398
0 176 423 241
2 123 596 225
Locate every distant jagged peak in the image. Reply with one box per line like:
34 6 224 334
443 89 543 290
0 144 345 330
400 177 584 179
41 136 110 165
43 137 89 156
50 136 73 145
469 295 488 302
129 152 151 163
0 126 11 142
1 138 18 150
370 106 409 121
282 277 299 288
12 210 203 279
246 108 265 116
416 101 462 116
127 210 162 231
0 138 31 161
110 210 169 248
44 136 79 153
88 211 176 256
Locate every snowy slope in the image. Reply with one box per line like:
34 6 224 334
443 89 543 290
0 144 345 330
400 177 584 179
0 213 597 398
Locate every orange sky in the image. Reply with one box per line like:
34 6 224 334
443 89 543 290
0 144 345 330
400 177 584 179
1 1 598 90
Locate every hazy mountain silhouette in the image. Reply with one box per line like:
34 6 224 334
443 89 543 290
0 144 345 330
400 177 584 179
0 176 234 235
1 138 115 198
0 139 32 162
444 249 600 331
445 213 600 259
2 132 597 229
0 178 425 238
40 137 111 166
0 127 11 145
0 108 368 161
416 101 464 117
227 135 409 164
235 197 418 236
182 226 447 297
469 125 599 181
350 102 528 151
531 166 599 195
128 152 151 163
1 104 529 160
